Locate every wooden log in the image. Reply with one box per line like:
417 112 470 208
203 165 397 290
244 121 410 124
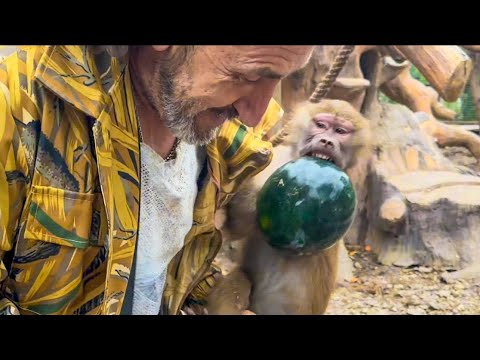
279 46 373 113
381 64 457 121
363 104 480 269
393 45 472 102
326 77 370 110
380 62 480 160
378 56 410 84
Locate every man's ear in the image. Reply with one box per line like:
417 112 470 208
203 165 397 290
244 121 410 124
152 46 171 52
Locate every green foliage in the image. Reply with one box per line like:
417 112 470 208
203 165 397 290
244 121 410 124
379 65 477 121
461 84 477 121
378 92 396 104
410 66 429 85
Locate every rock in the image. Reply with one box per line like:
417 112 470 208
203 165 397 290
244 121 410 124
420 292 435 301
394 284 405 290
337 239 355 284
410 295 421 305
457 304 465 311
365 298 378 307
407 307 427 315
441 264 480 283
438 290 451 298
428 301 445 310
441 272 455 284
418 266 433 273
354 262 363 270
386 284 393 289
408 283 421 290
403 296 422 306
453 282 465 290
398 290 414 297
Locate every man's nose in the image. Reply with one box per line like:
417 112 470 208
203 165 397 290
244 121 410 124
233 82 278 127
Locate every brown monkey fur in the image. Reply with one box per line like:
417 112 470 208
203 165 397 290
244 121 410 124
207 99 372 315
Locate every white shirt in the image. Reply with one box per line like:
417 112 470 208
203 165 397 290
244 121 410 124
132 141 204 315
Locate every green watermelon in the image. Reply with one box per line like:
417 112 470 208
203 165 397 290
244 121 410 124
256 157 356 255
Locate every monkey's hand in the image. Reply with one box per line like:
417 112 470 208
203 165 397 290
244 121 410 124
180 305 208 315
241 310 256 315
180 306 256 315
205 270 253 315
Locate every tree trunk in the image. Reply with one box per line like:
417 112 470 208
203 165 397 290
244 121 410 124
363 103 480 270
381 64 457 121
381 61 480 160
394 46 473 102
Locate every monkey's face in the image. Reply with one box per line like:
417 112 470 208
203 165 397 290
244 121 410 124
299 113 355 169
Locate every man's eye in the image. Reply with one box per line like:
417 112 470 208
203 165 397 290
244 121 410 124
233 73 259 83
242 76 260 83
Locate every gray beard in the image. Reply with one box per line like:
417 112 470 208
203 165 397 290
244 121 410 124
149 64 219 146
162 95 219 145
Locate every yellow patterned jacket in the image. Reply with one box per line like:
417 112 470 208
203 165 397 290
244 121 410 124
0 46 282 315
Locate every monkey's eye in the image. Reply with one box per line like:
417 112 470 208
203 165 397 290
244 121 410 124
315 122 327 129
335 128 348 135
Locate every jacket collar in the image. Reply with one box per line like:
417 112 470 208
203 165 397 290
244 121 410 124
34 45 126 119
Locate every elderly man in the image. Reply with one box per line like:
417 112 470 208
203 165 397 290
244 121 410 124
0 45 314 315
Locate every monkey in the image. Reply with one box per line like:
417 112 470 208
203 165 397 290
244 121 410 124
206 99 372 315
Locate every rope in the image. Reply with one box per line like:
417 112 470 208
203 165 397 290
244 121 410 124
309 45 355 103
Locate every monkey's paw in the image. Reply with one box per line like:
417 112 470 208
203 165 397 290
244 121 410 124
241 310 256 315
180 305 209 315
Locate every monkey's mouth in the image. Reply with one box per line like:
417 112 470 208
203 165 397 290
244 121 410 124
306 151 336 165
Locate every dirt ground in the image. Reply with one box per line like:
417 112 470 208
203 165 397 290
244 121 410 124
326 146 480 315
326 246 480 315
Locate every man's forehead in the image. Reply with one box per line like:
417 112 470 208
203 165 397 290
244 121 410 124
232 46 313 61
226 46 314 73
